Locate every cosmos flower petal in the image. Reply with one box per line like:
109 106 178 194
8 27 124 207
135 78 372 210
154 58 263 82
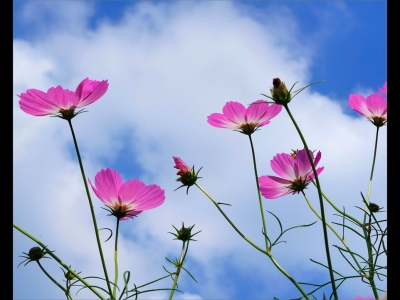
207 113 239 129
247 100 282 124
378 81 387 95
18 89 60 115
309 167 324 180
259 175 291 199
89 168 123 206
348 94 371 118
222 101 247 125
118 180 165 210
296 149 315 177
246 100 271 123
47 86 78 110
76 78 109 107
270 153 297 180
365 93 387 118
173 156 191 172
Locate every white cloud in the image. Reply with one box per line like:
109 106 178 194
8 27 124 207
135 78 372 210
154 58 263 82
13 1 386 299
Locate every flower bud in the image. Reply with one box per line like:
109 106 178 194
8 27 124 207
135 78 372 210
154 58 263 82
28 247 45 261
270 78 291 104
369 203 380 213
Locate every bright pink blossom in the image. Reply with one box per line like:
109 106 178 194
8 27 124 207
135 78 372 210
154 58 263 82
207 100 282 135
348 92 387 127
18 77 109 118
89 168 165 220
378 81 387 96
354 296 375 300
258 149 324 199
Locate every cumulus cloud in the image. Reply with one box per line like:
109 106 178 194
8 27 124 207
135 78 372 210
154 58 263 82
13 1 386 299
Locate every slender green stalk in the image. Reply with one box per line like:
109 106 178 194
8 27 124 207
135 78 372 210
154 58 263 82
36 260 74 300
361 126 381 299
365 213 380 299
364 127 380 208
302 192 366 277
67 119 113 298
168 241 188 300
113 219 120 299
283 104 338 299
310 181 362 226
195 183 309 299
248 135 269 250
13 223 106 300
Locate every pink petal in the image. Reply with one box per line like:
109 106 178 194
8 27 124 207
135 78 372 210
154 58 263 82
270 153 297 180
309 167 324 180
378 81 387 95
348 94 371 118
47 86 78 110
365 93 387 118
259 175 291 199
89 168 123 206
296 149 314 178
118 179 165 210
207 113 238 129
222 101 247 126
18 89 60 116
246 100 271 123
76 79 109 107
173 156 191 172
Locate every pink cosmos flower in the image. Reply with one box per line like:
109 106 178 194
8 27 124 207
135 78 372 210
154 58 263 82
258 149 324 199
89 168 165 220
207 100 282 135
354 297 375 300
348 92 387 127
18 77 109 119
378 81 387 96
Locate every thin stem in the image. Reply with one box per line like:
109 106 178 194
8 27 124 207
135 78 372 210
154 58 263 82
168 241 187 300
248 134 269 250
310 181 362 226
361 126 381 298
13 223 106 300
67 119 113 298
195 183 309 299
113 219 120 299
302 192 366 277
283 104 338 299
36 260 74 300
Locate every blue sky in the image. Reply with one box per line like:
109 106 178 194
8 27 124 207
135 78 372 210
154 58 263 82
13 1 387 299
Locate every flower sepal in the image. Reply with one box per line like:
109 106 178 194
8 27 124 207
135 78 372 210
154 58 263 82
18 246 53 267
169 223 201 242
175 165 202 194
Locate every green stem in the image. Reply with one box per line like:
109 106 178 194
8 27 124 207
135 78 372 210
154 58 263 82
361 126 381 298
113 219 120 299
36 260 74 300
302 192 366 277
283 104 338 299
365 213 379 299
13 223 106 300
195 183 309 299
248 135 269 250
67 119 113 298
168 241 187 300
310 181 362 226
